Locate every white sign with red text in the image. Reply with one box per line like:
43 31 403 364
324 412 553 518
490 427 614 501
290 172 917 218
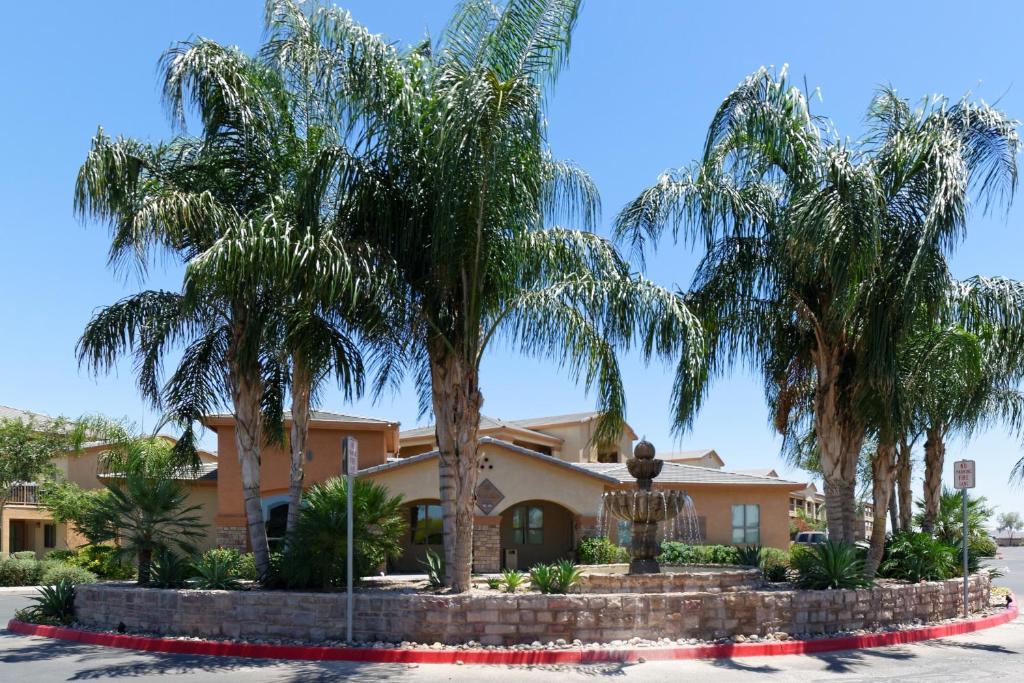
953 459 975 489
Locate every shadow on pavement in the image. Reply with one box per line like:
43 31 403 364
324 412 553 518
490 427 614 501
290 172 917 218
808 644 916 674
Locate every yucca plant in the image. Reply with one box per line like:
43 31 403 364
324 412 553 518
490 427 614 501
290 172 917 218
420 549 445 589
150 550 193 589
499 569 526 593
735 545 763 567
190 551 243 590
791 541 870 590
25 579 76 625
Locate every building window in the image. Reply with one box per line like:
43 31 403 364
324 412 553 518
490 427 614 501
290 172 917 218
511 505 543 544
410 504 443 545
617 519 632 546
731 504 760 544
789 497 798 512
266 504 288 551
44 524 57 549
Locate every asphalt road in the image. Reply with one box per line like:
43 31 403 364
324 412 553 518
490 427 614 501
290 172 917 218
0 550 1022 682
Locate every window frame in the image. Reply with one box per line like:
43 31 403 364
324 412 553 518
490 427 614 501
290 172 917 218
731 504 760 545
43 523 57 549
511 505 544 545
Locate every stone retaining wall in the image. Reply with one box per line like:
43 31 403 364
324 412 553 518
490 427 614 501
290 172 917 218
578 566 762 593
75 574 990 646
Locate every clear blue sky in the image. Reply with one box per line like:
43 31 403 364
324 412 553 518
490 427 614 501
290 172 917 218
2 1 1023 517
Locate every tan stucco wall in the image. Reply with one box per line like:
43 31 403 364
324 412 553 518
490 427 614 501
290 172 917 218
607 483 796 550
214 425 389 527
537 422 633 463
362 444 608 517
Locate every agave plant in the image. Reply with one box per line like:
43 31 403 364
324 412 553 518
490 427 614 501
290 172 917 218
791 541 870 590
735 545 763 567
149 550 193 589
552 560 584 593
189 551 243 590
529 563 559 594
25 579 76 625
420 549 445 589
499 569 526 593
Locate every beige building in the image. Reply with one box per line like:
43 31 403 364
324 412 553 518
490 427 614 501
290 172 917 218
363 412 805 573
1 405 218 558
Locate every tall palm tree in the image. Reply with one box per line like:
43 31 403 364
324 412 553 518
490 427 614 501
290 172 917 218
208 0 702 592
616 68 1019 544
75 41 299 577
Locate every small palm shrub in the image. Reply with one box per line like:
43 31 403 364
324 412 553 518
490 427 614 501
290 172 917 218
279 478 405 589
552 560 584 593
576 537 629 564
529 563 558 593
735 545 763 567
499 569 526 593
40 562 97 586
420 549 445 588
485 577 502 590
150 550 193 588
759 547 790 582
19 579 76 625
0 558 42 586
879 532 956 582
791 541 870 589
190 550 242 590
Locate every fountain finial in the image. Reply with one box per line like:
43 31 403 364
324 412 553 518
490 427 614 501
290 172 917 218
633 439 655 460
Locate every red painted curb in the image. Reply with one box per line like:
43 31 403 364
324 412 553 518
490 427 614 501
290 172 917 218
6 601 1017 665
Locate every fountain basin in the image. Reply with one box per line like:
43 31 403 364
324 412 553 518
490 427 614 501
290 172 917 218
602 489 693 524
575 564 763 593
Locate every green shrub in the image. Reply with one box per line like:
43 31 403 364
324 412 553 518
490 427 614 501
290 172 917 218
762 561 789 582
970 535 998 558
190 550 242 590
69 545 135 580
658 543 741 565
0 558 42 586
576 537 629 564
279 478 405 589
151 550 193 588
45 550 77 563
485 577 502 590
420 549 445 588
879 532 956 582
234 552 258 581
553 560 584 593
40 561 97 586
529 563 559 593
791 541 870 589
24 579 76 625
12 551 36 560
499 569 526 593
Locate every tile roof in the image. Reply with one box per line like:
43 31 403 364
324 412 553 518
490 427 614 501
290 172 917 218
359 437 620 483
508 411 601 428
576 462 803 487
399 415 562 444
99 462 218 482
205 410 396 426
0 404 55 424
734 468 779 478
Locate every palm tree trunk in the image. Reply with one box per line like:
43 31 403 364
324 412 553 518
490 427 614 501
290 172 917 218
888 486 898 532
813 346 864 544
285 359 312 549
896 437 913 532
429 344 483 593
922 425 945 534
227 322 271 578
866 441 896 576
137 548 153 585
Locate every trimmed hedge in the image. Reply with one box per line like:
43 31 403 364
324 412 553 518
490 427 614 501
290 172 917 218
658 543 741 565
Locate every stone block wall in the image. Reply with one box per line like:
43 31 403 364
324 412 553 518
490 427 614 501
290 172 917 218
215 526 247 551
578 566 762 593
75 573 991 647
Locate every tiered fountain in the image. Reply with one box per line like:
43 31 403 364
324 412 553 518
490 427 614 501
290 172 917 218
602 439 693 574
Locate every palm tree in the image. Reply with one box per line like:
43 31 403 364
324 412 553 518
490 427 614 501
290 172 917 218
616 68 1019 544
913 487 993 545
215 0 702 592
95 474 207 585
75 41 296 577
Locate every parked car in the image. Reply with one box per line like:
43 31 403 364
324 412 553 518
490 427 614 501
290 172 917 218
792 531 828 546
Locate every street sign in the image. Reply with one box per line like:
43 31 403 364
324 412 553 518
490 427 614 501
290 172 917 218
953 459 975 489
342 436 358 475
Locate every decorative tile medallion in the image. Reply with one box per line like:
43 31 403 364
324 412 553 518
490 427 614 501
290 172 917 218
475 478 505 514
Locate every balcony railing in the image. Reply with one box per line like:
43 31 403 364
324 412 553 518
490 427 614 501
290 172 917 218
6 482 40 505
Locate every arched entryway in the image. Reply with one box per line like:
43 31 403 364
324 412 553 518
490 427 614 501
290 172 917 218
499 500 574 570
391 499 444 572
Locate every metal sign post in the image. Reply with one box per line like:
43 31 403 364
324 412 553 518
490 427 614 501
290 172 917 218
953 459 975 618
342 436 358 644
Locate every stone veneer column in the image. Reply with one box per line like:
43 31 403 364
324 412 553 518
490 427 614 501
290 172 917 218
472 515 501 573
215 526 248 551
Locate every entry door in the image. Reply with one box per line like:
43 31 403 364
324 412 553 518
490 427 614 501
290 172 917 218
9 521 25 552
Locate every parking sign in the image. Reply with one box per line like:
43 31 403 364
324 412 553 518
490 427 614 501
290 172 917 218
953 459 975 489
